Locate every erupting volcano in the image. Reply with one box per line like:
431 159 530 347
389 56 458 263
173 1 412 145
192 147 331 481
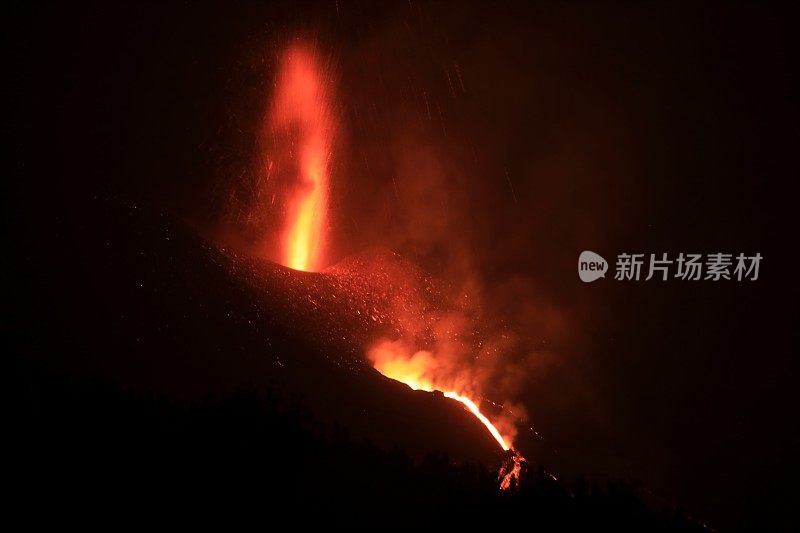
253 39 526 490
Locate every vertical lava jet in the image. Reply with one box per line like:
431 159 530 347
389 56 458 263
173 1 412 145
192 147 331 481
266 42 335 272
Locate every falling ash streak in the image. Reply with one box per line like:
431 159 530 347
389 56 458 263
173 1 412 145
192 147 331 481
504 167 518 204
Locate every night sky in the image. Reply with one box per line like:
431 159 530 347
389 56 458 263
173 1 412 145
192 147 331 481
8 2 797 529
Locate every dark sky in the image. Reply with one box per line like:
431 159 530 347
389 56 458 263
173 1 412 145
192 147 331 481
9 1 797 529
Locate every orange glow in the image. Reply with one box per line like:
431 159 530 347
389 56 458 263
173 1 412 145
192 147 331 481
268 43 335 271
369 342 512 451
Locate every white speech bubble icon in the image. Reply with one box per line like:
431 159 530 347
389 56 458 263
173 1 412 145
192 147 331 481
578 251 608 282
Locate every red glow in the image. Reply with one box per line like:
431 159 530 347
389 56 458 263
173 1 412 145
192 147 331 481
268 43 335 271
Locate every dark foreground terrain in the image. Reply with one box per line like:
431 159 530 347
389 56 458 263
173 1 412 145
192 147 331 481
10 358 706 530
7 197 702 529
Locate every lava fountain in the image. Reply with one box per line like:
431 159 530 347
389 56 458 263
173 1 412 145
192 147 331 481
266 42 335 272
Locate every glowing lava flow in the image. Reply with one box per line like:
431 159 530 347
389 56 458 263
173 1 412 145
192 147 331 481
397 381 510 451
268 43 335 272
369 342 525 489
